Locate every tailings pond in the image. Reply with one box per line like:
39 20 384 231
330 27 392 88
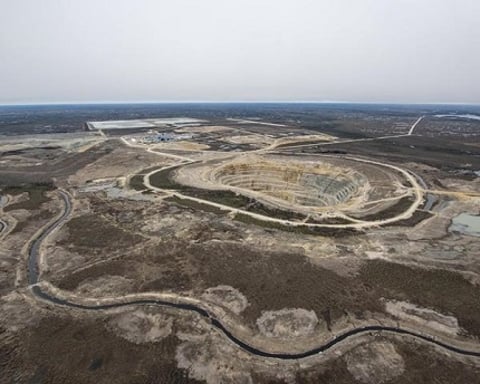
449 213 480 237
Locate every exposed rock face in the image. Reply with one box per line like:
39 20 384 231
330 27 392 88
210 156 366 207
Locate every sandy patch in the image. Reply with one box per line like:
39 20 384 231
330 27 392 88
176 337 253 384
273 134 335 147
439 177 480 193
75 275 135 298
69 146 172 184
175 125 235 134
256 308 319 339
201 285 248 314
223 135 273 145
0 292 44 331
0 133 102 153
154 141 210 151
385 299 460 335
108 308 173 344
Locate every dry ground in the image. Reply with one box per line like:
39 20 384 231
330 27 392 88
1 123 480 383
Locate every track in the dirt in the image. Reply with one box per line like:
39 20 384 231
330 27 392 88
28 191 480 360
0 195 8 234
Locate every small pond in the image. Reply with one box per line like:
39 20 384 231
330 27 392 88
449 213 480 237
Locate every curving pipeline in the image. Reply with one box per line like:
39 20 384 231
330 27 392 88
28 191 480 360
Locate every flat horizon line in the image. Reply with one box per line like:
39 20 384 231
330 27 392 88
1 100 480 107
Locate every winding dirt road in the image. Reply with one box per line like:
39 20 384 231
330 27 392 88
0 195 8 237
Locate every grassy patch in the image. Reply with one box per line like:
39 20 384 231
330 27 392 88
194 242 381 326
243 200 306 221
233 212 358 237
128 175 146 191
385 210 433 227
3 182 55 212
5 317 198 384
10 210 53 234
353 196 415 221
58 214 144 250
293 339 480 384
306 217 353 225
164 196 225 215
148 166 188 190
274 139 330 149
184 189 250 208
128 165 182 191
360 260 480 337
55 260 128 290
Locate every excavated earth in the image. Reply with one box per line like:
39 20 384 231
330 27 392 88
169 154 412 220
1 119 480 383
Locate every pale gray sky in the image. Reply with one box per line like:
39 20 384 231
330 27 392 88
1 0 479 104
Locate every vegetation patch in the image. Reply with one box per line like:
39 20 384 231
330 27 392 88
233 212 358 237
164 196 225 215
128 175 146 191
148 166 187 190
58 214 144 250
3 317 200 384
194 242 382 326
360 260 480 337
385 210 433 227
2 183 55 212
352 196 415 221
10 210 53 234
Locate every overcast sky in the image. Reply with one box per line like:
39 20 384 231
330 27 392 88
1 0 479 104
